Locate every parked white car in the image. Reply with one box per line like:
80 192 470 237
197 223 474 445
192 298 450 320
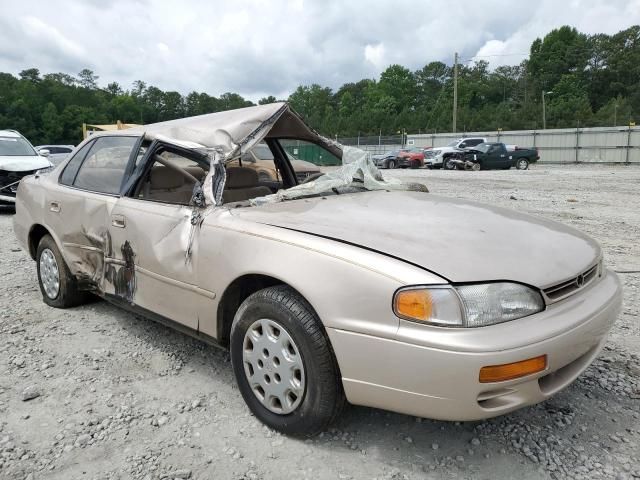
1 130 52 206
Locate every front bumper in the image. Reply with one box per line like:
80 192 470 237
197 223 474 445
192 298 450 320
0 169 38 205
397 157 422 168
328 270 622 421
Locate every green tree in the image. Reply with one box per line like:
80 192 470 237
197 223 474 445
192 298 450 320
19 68 41 82
41 103 62 144
259 95 277 105
78 69 99 89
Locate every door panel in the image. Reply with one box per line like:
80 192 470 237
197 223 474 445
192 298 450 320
44 182 116 289
106 197 204 329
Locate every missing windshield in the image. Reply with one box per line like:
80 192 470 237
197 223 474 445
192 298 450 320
248 146 428 206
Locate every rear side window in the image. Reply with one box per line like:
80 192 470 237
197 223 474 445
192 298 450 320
60 141 94 186
73 137 137 194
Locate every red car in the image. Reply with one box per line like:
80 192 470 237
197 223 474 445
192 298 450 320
396 148 424 169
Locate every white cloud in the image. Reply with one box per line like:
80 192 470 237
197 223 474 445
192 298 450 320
0 0 638 100
20 15 85 60
364 43 385 69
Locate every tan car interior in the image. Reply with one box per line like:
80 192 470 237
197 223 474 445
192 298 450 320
137 153 273 205
222 167 272 203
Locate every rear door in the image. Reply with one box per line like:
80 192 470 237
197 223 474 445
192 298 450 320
46 135 141 289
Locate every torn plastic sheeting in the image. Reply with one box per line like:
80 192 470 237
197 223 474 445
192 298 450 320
249 146 428 206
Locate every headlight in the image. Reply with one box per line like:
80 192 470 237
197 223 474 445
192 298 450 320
393 283 544 328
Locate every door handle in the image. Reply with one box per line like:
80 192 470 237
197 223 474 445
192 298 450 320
500 154 505 157
49 201 61 213
111 215 126 228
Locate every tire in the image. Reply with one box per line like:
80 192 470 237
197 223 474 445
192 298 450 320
410 160 419 169
387 159 396 169
470 162 481 171
230 285 345 436
36 234 87 308
444 157 456 170
516 158 530 170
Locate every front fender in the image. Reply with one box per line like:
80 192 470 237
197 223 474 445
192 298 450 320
197 212 446 341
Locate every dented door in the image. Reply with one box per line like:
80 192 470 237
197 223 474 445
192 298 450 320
46 135 142 290
44 182 118 290
105 197 203 330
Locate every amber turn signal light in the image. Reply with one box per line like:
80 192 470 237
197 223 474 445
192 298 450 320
394 289 433 322
479 355 547 383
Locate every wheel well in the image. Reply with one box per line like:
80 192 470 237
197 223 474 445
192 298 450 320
28 224 50 260
216 274 284 347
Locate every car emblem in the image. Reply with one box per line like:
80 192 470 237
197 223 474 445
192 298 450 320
576 274 585 288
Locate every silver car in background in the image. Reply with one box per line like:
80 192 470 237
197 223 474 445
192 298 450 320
35 145 75 166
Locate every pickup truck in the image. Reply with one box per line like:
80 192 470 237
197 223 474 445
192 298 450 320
452 142 539 170
425 137 486 169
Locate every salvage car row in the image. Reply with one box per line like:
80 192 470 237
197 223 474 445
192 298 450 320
372 137 540 171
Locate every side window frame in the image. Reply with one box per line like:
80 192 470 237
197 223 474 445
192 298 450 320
59 135 142 196
122 140 209 201
58 139 95 186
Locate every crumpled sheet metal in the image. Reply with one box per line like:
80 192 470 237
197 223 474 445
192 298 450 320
249 146 428 206
126 104 289 154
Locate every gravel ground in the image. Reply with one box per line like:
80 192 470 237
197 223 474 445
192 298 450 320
0 164 639 480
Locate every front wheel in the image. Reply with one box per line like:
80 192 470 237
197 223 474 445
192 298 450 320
230 286 344 436
516 158 530 170
444 157 456 170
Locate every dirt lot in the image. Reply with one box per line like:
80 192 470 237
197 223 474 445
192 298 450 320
1 165 639 480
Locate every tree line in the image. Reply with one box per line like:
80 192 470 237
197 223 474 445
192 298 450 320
0 25 638 146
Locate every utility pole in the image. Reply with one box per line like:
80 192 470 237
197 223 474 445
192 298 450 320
453 52 458 133
542 90 552 130
542 90 546 130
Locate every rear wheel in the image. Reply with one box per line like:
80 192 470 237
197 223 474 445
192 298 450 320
230 285 344 436
36 235 87 308
516 158 530 170
470 162 481 171
387 159 396 169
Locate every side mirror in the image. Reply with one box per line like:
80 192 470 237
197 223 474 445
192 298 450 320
38 149 50 157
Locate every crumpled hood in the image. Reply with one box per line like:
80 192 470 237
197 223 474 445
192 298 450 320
0 155 51 172
230 191 600 288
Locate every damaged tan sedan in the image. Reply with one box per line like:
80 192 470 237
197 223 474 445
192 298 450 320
14 103 622 435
